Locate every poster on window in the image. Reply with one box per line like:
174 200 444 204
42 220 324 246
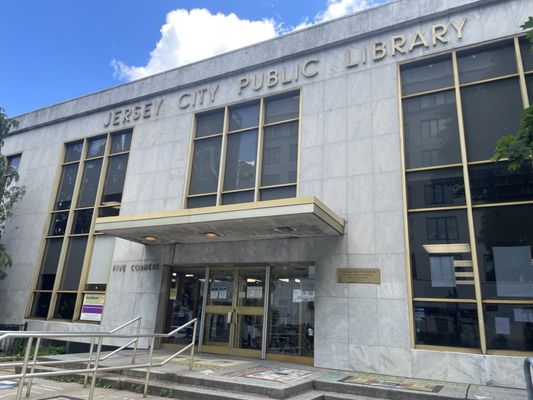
80 294 105 322
246 286 263 299
430 256 456 287
493 246 533 297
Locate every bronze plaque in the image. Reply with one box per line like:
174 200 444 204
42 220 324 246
337 268 380 284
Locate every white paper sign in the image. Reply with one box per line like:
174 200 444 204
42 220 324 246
430 256 456 287
514 308 533 323
493 246 533 297
210 289 219 299
301 290 315 302
494 317 510 335
219 288 227 299
247 286 263 299
292 289 302 303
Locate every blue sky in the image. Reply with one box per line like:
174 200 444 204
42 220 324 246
0 0 388 116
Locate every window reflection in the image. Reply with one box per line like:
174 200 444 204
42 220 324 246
224 130 257 191
189 137 221 195
403 90 461 169
474 205 533 299
407 167 465 209
414 301 480 348
164 269 205 345
469 162 533 204
401 56 454 96
409 210 474 299
268 266 315 357
457 41 517 84
484 304 533 351
262 122 298 186
461 78 523 162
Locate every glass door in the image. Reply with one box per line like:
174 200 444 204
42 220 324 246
203 269 234 354
202 267 266 357
232 268 265 357
162 268 205 348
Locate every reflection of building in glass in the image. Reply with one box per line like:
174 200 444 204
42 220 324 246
0 0 532 389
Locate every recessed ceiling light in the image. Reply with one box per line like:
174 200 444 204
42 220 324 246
144 236 158 242
204 231 222 238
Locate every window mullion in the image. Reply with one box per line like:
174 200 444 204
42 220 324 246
515 36 531 109
47 139 88 320
72 134 113 320
254 98 266 202
216 107 230 206
452 51 487 354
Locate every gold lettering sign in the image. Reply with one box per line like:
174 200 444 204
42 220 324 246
337 268 380 284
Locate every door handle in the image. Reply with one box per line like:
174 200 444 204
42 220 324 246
227 311 233 324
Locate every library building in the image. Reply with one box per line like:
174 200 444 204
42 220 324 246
1 0 532 389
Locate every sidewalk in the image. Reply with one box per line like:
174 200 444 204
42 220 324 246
1 350 529 399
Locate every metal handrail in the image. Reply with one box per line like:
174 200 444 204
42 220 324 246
83 316 142 387
525 357 533 400
0 316 142 370
0 318 197 400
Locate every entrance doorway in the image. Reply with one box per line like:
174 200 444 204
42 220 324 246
202 267 265 357
162 264 315 365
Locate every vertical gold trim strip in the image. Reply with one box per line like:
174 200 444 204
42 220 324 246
254 98 266 202
452 51 487 354
515 37 531 108
47 140 88 320
182 115 197 209
73 134 114 320
216 107 229 206
397 64 415 349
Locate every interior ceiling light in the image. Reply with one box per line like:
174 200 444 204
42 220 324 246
204 231 223 238
274 226 297 234
144 236 158 242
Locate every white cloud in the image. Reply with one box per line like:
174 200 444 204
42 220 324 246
112 8 278 81
316 0 375 22
112 1 387 81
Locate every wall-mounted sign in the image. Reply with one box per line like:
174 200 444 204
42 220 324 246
103 99 164 128
112 262 160 273
80 294 105 322
337 268 380 284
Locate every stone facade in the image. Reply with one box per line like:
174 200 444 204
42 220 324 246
1 0 531 389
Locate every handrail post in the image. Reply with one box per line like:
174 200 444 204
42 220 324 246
143 336 155 398
15 337 33 400
189 319 197 371
88 337 103 400
25 337 41 397
525 357 533 400
84 337 96 388
132 317 141 364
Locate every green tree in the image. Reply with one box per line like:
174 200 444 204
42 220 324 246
0 108 26 279
493 17 533 170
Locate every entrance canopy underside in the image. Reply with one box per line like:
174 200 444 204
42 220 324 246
94 197 344 245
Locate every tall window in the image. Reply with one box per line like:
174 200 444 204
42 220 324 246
401 37 533 353
30 129 132 321
186 91 300 208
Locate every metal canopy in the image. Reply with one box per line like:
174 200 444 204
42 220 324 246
94 197 344 245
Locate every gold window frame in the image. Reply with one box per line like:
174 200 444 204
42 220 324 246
26 128 133 322
183 89 302 208
398 35 533 355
